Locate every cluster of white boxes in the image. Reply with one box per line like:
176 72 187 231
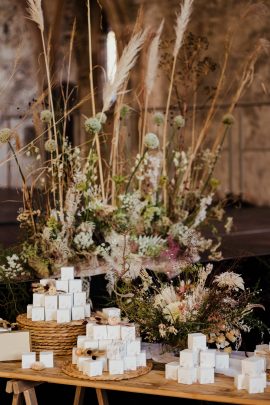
165 333 229 385
21 351 54 369
27 267 91 323
234 356 267 394
72 307 147 377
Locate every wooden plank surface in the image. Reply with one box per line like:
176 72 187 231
0 357 270 405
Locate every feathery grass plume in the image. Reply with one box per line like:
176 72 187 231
173 0 194 58
103 30 148 112
145 19 164 97
26 0 44 32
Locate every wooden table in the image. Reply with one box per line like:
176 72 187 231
0 357 270 405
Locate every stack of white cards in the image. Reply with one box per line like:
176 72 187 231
27 266 91 323
234 356 267 394
165 333 229 385
72 307 147 377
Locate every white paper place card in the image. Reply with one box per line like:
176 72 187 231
188 333 207 351
84 304 91 318
136 351 146 367
126 339 141 356
178 366 197 384
45 309 57 321
44 295 58 310
0 331 31 361
69 279 82 293
124 355 137 371
40 351 54 368
32 307 45 321
33 293 45 307
107 325 121 340
61 266 74 280
108 359 124 375
58 293 73 309
165 362 179 380
197 367 215 384
56 280 69 293
22 352 36 369
102 307 121 319
121 325 136 341
27 304 33 319
73 292 86 306
72 306 85 321
57 308 71 323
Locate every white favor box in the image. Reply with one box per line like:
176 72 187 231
102 307 121 319
109 359 124 375
256 344 269 351
121 325 136 341
40 351 54 368
56 280 69 293
179 349 197 368
197 367 215 384
178 366 197 385
27 304 33 319
98 339 112 351
61 266 74 280
33 293 45 307
59 294 73 309
44 295 58 310
69 279 82 293
40 278 56 287
77 335 87 348
165 362 179 381
200 349 216 368
107 341 126 360
73 292 86 306
45 309 57 321
246 375 265 394
72 347 78 364
83 359 103 377
77 356 90 372
242 356 265 376
234 373 247 390
126 339 141 356
83 340 99 350
98 355 108 372
215 352 229 369
124 356 137 371
85 304 91 318
107 325 121 340
188 333 207 351
87 324 107 340
32 307 45 321
72 306 85 321
136 351 146 367
56 309 71 323
22 352 36 369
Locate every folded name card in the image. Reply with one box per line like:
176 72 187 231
0 331 31 361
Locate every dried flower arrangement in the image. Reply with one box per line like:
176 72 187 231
0 0 268 295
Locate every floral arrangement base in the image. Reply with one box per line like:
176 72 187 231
61 361 153 381
16 314 86 356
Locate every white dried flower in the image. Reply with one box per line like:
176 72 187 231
153 112 164 126
95 112 107 124
0 128 12 144
84 117 102 134
40 110 53 123
173 115 185 129
45 139 57 153
144 132 159 149
214 271 245 291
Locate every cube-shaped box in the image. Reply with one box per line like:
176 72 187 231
200 349 216 368
33 293 45 307
56 280 69 293
234 373 247 390
32 307 45 321
77 356 90 372
56 308 71 323
27 304 33 319
102 307 121 319
107 341 126 360
178 366 197 384
87 324 107 340
126 339 141 356
197 367 215 384
44 295 58 310
77 335 87 349
124 355 137 371
85 304 91 318
22 352 36 369
83 340 99 350
108 359 124 375
98 339 112 351
107 325 121 340
84 359 103 377
73 292 86 306
136 351 146 367
40 351 54 368
121 325 136 341
58 293 73 309
246 375 265 394
69 279 82 293
72 306 85 321
241 356 265 376
40 278 56 287
188 333 207 351
215 352 229 369
165 362 179 381
61 266 74 281
179 349 197 368
72 347 78 365
98 355 108 372
45 309 57 321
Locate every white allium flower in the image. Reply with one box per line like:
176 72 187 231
144 132 159 149
173 115 185 129
84 117 102 134
74 231 94 250
214 271 245 291
40 110 53 123
0 128 12 144
45 139 57 153
95 112 107 124
153 112 164 126
137 235 165 257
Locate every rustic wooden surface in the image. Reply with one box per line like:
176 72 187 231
0 357 270 404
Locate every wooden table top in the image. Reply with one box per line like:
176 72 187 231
0 357 270 405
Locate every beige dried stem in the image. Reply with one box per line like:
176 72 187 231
162 0 193 210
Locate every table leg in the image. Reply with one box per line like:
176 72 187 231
73 386 85 405
11 393 23 405
23 388 38 405
6 379 41 405
96 388 109 405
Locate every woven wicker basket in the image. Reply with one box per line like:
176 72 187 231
16 313 86 356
